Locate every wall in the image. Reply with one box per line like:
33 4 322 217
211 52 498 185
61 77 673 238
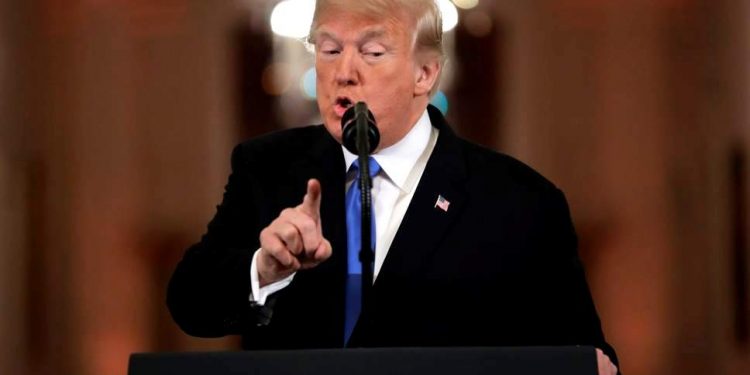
496 1 750 374
0 1 748 374
0 0 29 374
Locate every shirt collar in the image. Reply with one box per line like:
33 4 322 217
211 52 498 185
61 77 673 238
343 109 432 191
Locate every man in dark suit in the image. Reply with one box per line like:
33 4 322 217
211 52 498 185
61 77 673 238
167 1 619 374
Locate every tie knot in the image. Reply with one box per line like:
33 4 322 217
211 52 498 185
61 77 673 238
351 157 381 179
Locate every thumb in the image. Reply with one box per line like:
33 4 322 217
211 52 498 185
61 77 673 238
299 179 322 220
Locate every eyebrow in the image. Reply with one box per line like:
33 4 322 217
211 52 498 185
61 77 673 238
313 27 388 45
313 31 339 44
358 29 386 43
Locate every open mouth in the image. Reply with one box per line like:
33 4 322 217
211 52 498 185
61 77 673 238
334 97 354 117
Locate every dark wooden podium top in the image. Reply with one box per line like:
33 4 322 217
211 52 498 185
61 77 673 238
129 346 597 375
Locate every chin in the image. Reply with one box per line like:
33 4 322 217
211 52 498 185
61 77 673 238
322 119 343 143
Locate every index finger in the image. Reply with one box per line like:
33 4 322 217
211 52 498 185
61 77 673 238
299 179 322 220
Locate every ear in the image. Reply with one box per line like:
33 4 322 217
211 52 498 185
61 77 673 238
413 58 441 97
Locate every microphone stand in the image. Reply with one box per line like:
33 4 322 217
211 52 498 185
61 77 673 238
354 103 375 310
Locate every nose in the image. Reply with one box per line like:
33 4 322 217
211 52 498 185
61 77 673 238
334 48 360 86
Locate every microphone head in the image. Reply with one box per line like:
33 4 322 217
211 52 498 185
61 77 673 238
341 102 380 155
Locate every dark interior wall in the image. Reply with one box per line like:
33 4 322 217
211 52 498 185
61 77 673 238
0 0 30 374
0 1 748 375
0 1 248 374
494 1 750 374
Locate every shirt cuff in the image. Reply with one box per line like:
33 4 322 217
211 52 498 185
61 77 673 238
250 248 295 306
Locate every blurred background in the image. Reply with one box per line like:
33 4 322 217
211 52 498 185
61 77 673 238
0 0 748 374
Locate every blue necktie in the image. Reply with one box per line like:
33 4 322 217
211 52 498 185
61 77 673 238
344 157 380 344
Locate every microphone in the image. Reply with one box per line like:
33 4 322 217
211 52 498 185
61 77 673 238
341 102 380 155
340 102 379 314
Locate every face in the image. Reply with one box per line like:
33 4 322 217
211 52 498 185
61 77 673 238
313 7 436 150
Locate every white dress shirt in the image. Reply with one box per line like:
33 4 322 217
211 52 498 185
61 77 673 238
250 109 438 305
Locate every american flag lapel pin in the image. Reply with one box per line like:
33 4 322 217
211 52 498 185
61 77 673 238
435 194 450 212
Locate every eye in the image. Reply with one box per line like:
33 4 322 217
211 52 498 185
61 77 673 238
318 41 341 57
361 42 387 60
362 46 386 59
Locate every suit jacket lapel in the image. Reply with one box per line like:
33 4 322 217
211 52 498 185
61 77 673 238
375 106 469 285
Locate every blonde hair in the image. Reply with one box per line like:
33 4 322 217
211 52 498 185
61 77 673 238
308 0 444 94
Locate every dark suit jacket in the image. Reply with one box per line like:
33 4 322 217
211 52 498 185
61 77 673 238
167 105 619 366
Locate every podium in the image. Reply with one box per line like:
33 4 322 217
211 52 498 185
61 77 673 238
128 346 597 375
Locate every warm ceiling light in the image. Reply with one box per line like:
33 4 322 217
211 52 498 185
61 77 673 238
270 0 315 39
270 0 458 37
452 0 479 10
437 0 459 32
